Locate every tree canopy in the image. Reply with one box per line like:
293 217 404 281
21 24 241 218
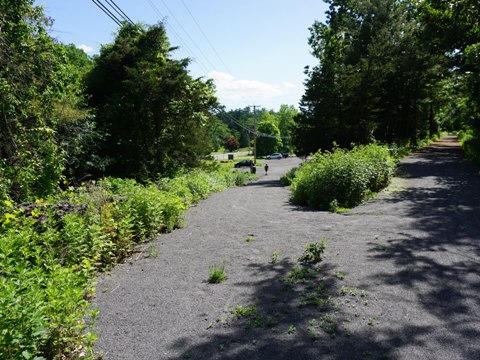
293 0 454 156
86 23 218 179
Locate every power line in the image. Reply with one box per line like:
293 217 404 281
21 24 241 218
144 0 211 75
212 106 291 140
104 0 135 25
180 0 232 75
91 0 122 26
158 0 217 71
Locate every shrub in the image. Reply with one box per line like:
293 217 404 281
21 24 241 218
224 136 240 152
462 133 480 164
0 165 251 358
280 167 298 186
299 238 327 263
291 144 395 209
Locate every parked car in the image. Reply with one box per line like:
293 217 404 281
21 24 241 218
282 152 289 158
234 159 254 168
266 153 283 160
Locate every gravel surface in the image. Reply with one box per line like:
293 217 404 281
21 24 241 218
93 136 480 360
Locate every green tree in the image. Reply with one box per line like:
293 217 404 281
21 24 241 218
277 104 297 152
86 23 218 179
294 0 445 156
0 0 74 200
256 121 282 156
420 0 480 131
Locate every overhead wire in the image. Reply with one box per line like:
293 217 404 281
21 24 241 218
91 0 122 26
104 0 135 25
144 0 211 75
180 0 232 75
157 0 217 72
212 107 291 140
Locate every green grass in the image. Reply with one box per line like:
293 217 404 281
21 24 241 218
208 262 228 284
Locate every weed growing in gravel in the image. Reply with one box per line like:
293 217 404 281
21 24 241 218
299 238 327 263
271 250 281 263
232 304 257 318
208 262 228 283
245 234 255 242
147 243 159 258
287 325 297 334
334 271 346 280
329 199 351 213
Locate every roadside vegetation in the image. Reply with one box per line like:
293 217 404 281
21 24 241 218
0 168 251 359
1 0 479 358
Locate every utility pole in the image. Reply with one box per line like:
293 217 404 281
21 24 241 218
249 105 261 165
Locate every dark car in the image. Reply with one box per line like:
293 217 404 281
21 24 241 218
234 159 254 168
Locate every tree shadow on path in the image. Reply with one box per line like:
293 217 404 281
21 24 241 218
362 138 480 358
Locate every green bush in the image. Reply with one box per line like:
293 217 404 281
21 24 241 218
280 167 298 186
291 144 395 209
462 134 480 164
0 166 251 358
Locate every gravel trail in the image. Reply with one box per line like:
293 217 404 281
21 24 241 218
93 136 480 359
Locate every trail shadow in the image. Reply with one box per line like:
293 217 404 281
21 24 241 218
166 256 401 360
362 140 480 358
166 138 480 359
245 179 284 188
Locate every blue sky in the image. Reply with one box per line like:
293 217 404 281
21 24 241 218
35 0 328 110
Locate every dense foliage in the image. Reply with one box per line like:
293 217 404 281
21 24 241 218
293 0 462 156
0 167 252 359
420 0 480 163
86 23 218 179
0 0 70 200
215 105 297 153
291 144 396 209
256 120 283 156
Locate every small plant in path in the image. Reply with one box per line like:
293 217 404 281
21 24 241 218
208 262 228 283
299 238 327 263
271 250 281 263
245 234 255 242
287 325 297 334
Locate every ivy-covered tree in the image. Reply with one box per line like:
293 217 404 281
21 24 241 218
277 104 298 152
0 0 74 200
86 23 218 179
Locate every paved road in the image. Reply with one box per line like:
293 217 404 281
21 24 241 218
93 136 480 359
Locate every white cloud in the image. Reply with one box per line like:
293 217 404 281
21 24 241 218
77 44 94 54
208 71 296 103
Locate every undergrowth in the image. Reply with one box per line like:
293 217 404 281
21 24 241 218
0 167 251 359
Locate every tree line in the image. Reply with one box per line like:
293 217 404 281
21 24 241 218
1 0 479 203
293 0 480 157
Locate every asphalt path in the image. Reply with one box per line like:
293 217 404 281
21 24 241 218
93 136 480 359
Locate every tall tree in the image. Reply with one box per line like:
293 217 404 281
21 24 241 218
256 121 282 156
0 0 74 199
420 0 480 131
294 0 445 156
86 23 218 179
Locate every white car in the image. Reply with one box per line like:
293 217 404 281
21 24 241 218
266 153 283 160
